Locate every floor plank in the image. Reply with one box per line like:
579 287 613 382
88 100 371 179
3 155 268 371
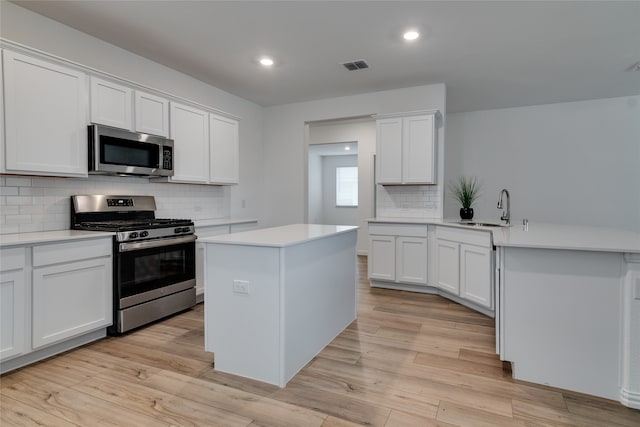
2 255 638 426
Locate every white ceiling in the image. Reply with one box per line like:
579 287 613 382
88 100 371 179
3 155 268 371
9 1 640 113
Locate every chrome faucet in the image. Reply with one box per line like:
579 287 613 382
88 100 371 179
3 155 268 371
497 189 511 224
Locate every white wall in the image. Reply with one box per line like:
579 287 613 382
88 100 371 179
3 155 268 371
321 155 358 226
308 119 377 254
263 84 446 229
445 96 640 232
0 2 264 227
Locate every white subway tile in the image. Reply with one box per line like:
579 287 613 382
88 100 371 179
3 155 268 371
0 224 20 234
6 196 32 206
6 215 32 224
19 187 45 196
1 205 20 215
5 177 32 187
20 223 44 233
20 205 44 214
0 187 19 196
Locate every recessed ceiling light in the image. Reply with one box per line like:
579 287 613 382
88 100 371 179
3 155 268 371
259 57 274 67
345 146 351 151
403 30 420 41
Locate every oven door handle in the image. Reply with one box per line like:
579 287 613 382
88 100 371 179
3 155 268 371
119 234 197 252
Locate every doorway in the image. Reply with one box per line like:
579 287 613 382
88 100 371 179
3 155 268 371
306 117 376 255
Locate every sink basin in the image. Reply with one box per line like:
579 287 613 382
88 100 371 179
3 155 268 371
457 221 508 227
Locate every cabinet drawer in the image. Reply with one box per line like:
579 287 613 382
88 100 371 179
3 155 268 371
0 248 26 272
435 226 491 248
33 238 112 267
369 223 427 237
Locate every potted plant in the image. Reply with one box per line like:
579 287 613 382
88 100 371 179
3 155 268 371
449 176 481 220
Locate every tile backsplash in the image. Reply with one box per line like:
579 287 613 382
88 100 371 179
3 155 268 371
0 175 229 234
376 184 442 218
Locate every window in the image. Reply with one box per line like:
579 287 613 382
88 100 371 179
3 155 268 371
336 166 358 207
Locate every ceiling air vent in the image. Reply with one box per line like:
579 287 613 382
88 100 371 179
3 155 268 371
342 60 369 71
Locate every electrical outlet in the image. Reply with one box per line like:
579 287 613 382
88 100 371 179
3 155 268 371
233 280 250 294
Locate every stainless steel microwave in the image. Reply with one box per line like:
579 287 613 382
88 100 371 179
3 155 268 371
88 124 174 177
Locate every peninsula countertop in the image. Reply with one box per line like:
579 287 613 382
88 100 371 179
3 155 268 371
368 217 640 253
198 224 358 248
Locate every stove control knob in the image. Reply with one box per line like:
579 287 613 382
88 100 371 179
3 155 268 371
175 227 183 233
183 227 192 233
140 231 149 238
129 232 139 239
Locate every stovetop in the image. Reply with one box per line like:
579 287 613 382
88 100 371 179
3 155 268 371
70 195 195 242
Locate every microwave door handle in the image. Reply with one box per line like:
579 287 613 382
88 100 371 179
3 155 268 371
119 235 197 252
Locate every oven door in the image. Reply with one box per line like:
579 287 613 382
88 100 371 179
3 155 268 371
116 235 196 309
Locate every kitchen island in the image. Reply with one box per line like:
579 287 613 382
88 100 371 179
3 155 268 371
200 224 358 387
493 223 640 408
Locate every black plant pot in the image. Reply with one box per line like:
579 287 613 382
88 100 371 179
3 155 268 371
459 207 474 220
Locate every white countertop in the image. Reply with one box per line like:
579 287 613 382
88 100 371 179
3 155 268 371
199 224 358 248
0 230 115 247
369 217 640 253
491 222 640 253
193 218 258 228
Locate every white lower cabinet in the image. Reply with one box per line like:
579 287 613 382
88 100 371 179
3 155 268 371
435 226 494 310
0 248 26 361
368 224 427 285
32 257 112 349
0 237 113 372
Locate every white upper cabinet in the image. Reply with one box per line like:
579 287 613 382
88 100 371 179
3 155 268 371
375 110 437 185
209 113 239 184
135 90 169 137
90 77 133 130
169 102 210 184
3 50 88 177
91 77 169 137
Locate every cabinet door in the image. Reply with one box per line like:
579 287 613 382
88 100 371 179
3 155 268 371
396 237 428 284
460 244 493 308
0 269 26 361
90 77 133 130
135 90 169 137
436 239 460 294
32 257 112 349
403 114 435 184
368 235 396 281
210 114 239 184
376 118 403 184
3 50 88 177
169 102 209 183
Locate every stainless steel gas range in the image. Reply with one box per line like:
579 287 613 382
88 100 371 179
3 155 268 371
71 195 196 334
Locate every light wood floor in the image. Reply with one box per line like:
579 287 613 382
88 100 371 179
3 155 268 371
2 256 639 426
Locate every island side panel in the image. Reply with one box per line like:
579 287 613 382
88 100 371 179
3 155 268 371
283 229 357 383
204 242 281 385
502 247 623 400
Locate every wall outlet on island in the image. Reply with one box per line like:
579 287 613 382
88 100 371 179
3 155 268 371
233 280 250 294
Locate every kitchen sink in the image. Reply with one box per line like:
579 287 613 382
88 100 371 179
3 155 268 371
457 221 508 227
